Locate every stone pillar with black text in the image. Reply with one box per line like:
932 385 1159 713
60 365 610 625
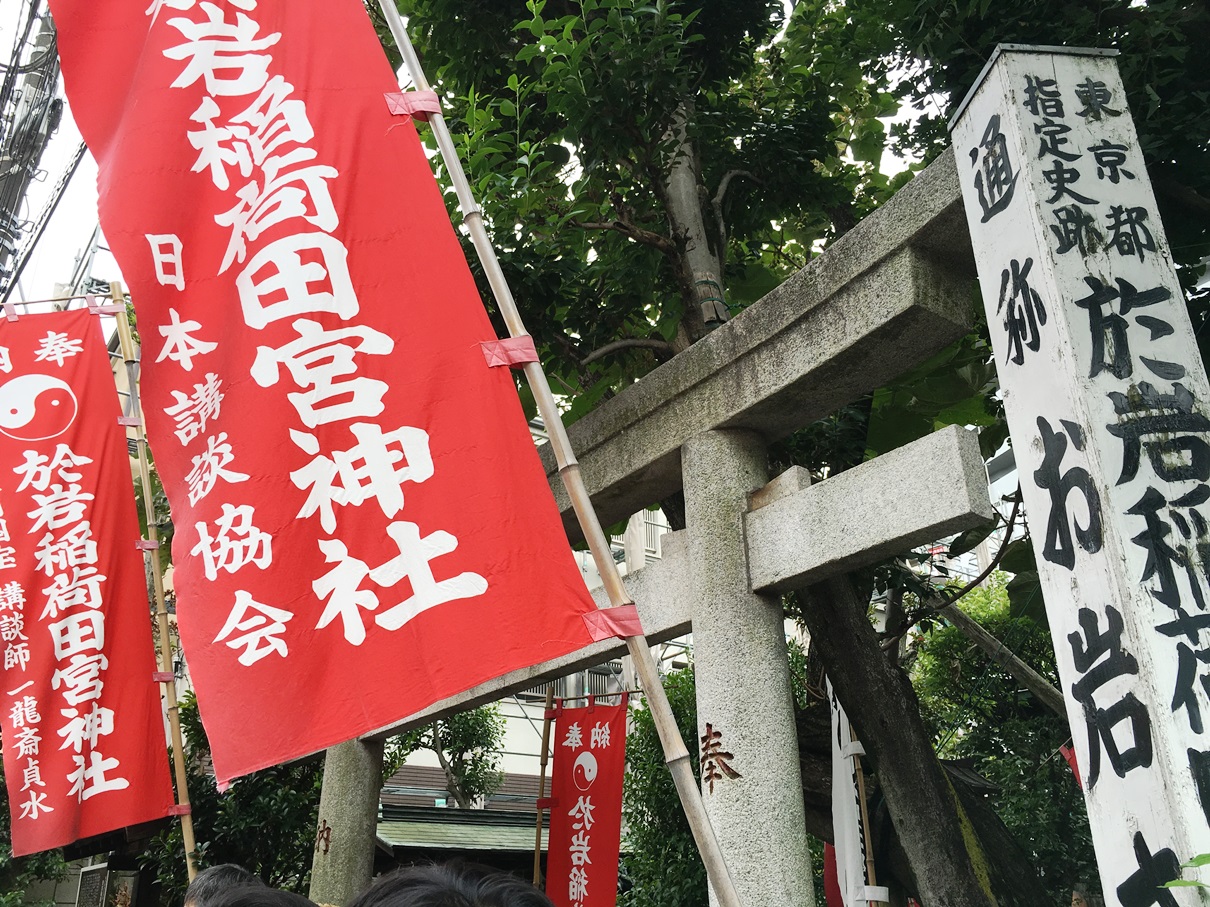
952 45 1210 906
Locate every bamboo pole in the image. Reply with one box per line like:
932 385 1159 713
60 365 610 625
109 283 198 882
376 7 742 906
849 721 881 903
533 687 555 887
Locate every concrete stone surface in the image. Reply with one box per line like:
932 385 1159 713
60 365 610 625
745 425 995 594
682 429 815 907
309 738 385 906
541 149 974 539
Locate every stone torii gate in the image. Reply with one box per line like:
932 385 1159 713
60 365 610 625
310 148 994 906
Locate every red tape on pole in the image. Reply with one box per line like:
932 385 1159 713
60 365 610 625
581 604 645 642
481 336 539 369
384 90 441 121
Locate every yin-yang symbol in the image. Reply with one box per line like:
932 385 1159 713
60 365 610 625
0 374 79 441
573 751 599 791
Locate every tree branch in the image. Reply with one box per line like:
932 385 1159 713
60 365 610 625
581 337 677 366
577 219 676 254
711 169 759 251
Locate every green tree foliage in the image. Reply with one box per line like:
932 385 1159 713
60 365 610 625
384 0 907 413
139 693 324 904
619 667 703 907
391 705 506 809
0 760 67 907
911 574 1096 903
888 0 1209 307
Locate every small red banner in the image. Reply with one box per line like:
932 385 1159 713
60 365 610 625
0 309 174 855
48 0 599 781
547 698 628 907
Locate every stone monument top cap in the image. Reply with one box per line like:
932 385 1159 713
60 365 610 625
948 43 1119 131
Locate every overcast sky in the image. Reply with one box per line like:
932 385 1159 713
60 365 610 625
2 2 123 306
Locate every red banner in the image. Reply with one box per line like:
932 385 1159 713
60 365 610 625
547 698 627 907
0 309 174 856
47 0 600 782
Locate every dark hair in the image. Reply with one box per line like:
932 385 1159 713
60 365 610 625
184 865 266 907
207 889 316 907
348 863 555 907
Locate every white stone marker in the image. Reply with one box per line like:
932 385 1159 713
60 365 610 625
952 45 1210 906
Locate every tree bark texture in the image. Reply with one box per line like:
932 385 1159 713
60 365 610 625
662 101 728 338
798 574 1003 907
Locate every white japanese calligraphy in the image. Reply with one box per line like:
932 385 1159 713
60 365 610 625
186 433 250 505
67 751 129 801
191 503 273 580
33 332 84 367
250 319 392 427
312 539 378 646
236 232 357 329
214 590 293 665
215 147 338 273
164 372 224 445
146 233 186 291
368 521 488 631
163 3 280 96
157 308 216 370
291 424 432 531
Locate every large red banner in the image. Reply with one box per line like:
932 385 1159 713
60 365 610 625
0 309 174 856
547 698 628 907
47 0 600 782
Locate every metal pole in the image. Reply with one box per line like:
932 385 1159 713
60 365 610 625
533 687 555 887
109 282 198 881
376 7 742 906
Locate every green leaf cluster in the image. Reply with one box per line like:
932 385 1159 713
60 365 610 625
389 705 506 809
138 693 324 904
618 668 704 907
0 759 67 907
911 574 1096 903
386 0 904 410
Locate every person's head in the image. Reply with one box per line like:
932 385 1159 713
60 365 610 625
184 864 265 907
208 889 315 907
1072 882 1105 907
347 863 554 907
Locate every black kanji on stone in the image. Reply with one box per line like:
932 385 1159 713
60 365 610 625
1075 77 1122 120
1129 484 1210 616
1050 204 1104 256
1115 833 1180 907
1068 605 1152 788
1023 74 1065 117
1108 382 1210 485
1033 416 1103 569
1107 205 1157 262
1043 158 1097 205
1034 117 1080 161
969 114 1019 223
1074 277 1175 381
1088 139 1135 183
1188 748 1210 824
997 257 1047 365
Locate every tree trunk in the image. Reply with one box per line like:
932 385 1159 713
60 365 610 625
798 573 1002 907
431 722 472 809
662 101 728 341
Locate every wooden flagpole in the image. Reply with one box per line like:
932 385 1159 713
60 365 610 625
848 720 881 901
533 687 554 887
110 283 198 882
376 8 743 906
